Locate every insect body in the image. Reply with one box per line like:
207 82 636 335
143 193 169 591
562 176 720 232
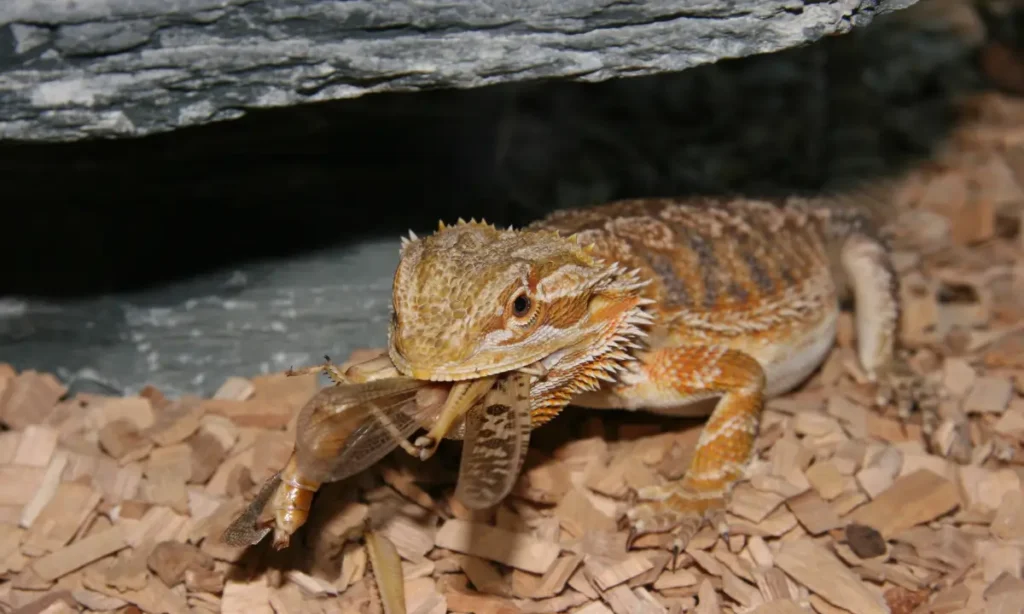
223 356 532 549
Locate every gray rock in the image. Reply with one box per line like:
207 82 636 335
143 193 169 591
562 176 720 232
0 239 401 398
1 0 917 142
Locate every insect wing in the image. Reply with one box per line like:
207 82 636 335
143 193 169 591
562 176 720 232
295 377 439 484
221 472 282 546
454 371 532 509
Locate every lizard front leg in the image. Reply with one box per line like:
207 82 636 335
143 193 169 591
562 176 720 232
612 346 765 552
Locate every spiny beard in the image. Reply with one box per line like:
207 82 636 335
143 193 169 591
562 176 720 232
528 282 654 426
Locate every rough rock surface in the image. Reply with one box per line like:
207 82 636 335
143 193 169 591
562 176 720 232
0 241 399 398
0 0 917 142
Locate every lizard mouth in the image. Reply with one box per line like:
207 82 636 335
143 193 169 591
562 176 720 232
388 345 552 383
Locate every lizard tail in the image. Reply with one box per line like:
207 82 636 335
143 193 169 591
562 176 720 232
814 179 949 254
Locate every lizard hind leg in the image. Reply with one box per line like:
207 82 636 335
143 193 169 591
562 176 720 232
617 346 765 552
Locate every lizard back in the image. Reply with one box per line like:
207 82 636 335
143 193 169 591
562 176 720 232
528 196 862 366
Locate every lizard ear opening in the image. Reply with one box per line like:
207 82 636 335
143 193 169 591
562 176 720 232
587 294 616 320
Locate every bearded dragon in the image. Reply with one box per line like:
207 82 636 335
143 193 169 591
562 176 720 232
387 195 929 551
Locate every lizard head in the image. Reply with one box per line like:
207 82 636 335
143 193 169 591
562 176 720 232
388 219 652 415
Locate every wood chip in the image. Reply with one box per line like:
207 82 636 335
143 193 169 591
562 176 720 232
695 579 720 614
200 398 294 429
573 601 614 614
442 575 520 614
72 587 129 611
146 400 204 447
786 490 844 535
515 553 581 598
848 469 961 538
513 456 572 504
654 568 699 590
584 552 654 591
461 555 509 596
434 519 560 574
730 483 787 523
222 579 272 614
87 396 156 431
991 490 1024 540
147 540 214 587
98 418 153 461
749 599 811 614
213 377 255 401
380 513 437 561
0 371 66 429
11 425 58 467
31 527 127 581
775 539 888 614
964 376 1014 414
21 481 101 555
0 465 47 506
554 488 617 536
805 460 846 500
943 358 977 397
19 452 68 529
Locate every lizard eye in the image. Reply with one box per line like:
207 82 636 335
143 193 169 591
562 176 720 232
510 292 532 318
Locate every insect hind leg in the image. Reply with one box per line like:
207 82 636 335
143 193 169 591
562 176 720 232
285 354 348 383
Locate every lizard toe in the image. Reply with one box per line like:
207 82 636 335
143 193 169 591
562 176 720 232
873 352 941 428
625 487 726 552
873 354 963 458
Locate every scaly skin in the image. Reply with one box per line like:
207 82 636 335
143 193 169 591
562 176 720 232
388 196 915 551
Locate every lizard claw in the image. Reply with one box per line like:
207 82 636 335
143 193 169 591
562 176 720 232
872 352 937 419
872 351 941 428
872 353 965 458
623 483 724 553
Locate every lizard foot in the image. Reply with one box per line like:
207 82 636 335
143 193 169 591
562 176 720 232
872 351 940 425
870 351 966 458
623 483 728 556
